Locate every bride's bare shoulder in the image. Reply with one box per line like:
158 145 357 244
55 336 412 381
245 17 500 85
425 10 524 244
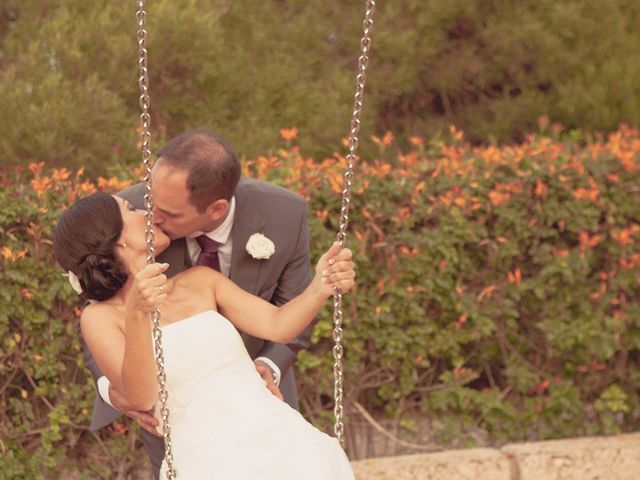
80 302 123 332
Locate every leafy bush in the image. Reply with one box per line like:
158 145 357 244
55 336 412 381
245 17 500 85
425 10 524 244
0 166 150 477
1 125 639 476
289 124 640 444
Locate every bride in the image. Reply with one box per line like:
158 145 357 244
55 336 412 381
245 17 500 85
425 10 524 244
53 191 356 479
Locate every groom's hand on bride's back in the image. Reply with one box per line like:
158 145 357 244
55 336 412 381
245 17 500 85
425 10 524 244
254 360 284 401
108 384 162 437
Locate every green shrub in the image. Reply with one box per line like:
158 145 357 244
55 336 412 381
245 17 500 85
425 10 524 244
1 126 639 476
256 125 640 444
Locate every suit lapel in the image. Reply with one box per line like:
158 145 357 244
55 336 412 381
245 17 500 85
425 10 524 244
230 182 265 294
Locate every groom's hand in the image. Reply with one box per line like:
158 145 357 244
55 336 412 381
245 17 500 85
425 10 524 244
254 360 284 401
109 384 162 437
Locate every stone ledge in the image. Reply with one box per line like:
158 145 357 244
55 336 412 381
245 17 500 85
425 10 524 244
351 433 640 480
502 433 640 480
352 448 512 480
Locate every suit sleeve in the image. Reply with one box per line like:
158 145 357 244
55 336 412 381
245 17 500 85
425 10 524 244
256 203 316 375
116 183 145 209
83 335 104 382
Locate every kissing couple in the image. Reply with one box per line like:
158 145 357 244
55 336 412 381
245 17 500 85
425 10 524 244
54 130 356 478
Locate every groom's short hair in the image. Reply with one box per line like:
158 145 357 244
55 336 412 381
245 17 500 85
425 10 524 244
157 130 241 212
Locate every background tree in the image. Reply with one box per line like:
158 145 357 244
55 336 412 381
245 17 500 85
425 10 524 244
1 0 640 174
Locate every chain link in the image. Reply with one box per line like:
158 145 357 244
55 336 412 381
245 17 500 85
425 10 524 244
333 0 376 448
136 2 178 478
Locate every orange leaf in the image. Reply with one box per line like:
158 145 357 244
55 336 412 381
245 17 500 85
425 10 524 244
28 162 45 175
534 179 547 198
51 168 70 182
507 268 521 285
397 207 411 221
477 284 497 301
111 422 128 435
579 231 601 252
279 127 298 141
315 209 328 220
611 228 634 246
2 246 15 261
488 190 510 206
409 136 424 147
382 131 394 146
454 314 468 330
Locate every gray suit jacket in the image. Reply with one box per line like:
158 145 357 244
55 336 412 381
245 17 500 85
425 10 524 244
82 178 315 475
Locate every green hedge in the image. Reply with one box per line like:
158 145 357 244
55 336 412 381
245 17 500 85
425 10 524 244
1 126 639 476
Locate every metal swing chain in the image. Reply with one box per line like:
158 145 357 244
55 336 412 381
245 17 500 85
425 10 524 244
136 0 373 466
333 0 376 448
136 2 178 478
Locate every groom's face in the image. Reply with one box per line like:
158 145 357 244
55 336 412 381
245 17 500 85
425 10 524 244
151 164 216 239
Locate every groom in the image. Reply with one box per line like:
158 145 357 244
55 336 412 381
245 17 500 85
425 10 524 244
82 130 316 478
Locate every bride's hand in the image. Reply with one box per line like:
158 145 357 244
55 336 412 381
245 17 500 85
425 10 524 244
315 242 355 297
130 263 170 312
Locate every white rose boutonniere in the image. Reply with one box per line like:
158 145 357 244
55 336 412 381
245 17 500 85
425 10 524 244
246 233 275 260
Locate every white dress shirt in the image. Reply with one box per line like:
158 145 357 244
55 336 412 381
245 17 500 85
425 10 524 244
185 197 235 275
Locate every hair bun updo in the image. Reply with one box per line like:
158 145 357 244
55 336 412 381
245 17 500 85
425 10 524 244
76 253 128 301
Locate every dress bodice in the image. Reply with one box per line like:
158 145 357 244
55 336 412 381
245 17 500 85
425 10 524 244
157 310 282 444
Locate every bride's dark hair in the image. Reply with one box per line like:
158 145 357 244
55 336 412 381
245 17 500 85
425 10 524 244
53 192 128 301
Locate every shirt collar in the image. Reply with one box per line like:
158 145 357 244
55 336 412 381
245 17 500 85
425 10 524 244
188 196 235 245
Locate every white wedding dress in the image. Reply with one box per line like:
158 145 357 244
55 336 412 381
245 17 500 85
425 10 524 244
156 309 354 479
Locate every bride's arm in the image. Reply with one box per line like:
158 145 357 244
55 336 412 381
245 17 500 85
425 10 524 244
215 243 355 343
81 306 157 412
81 263 169 411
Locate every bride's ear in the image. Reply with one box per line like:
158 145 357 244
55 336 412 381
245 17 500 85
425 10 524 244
113 237 130 266
114 237 128 254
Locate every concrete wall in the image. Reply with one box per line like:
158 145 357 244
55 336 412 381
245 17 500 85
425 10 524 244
351 433 640 480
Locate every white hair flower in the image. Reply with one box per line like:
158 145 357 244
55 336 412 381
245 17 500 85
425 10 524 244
63 271 83 295
246 233 275 260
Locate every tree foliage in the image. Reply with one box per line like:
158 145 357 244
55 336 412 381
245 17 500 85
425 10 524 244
1 0 640 175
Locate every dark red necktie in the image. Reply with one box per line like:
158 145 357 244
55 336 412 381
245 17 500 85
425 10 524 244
195 235 221 272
